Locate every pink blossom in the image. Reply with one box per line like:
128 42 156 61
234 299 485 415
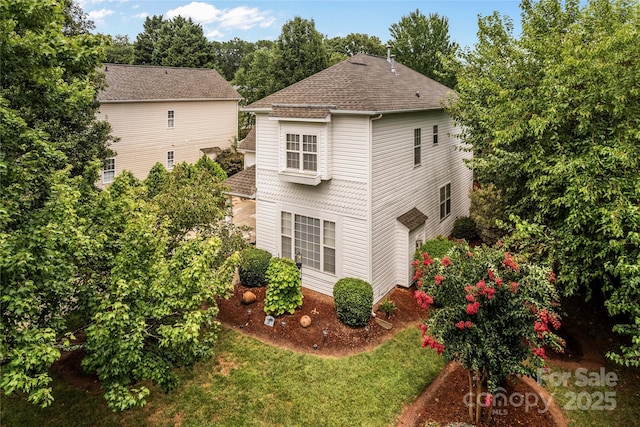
466 301 480 315
533 347 547 359
485 394 493 407
441 256 452 267
414 290 434 309
465 294 476 302
455 321 465 330
434 274 445 285
465 321 474 329
510 281 518 293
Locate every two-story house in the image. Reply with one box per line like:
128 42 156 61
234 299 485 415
97 64 241 185
243 53 473 303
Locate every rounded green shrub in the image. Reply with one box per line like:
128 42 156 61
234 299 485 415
414 236 456 261
452 216 479 241
264 257 303 316
333 278 373 327
238 248 272 287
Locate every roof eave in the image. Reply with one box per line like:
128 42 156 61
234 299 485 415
100 97 242 103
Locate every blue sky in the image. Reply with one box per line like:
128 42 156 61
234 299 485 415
80 0 523 48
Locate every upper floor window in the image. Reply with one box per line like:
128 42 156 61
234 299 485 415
414 128 421 166
167 151 174 169
286 133 317 172
167 110 175 128
103 157 115 184
433 125 439 145
439 183 451 220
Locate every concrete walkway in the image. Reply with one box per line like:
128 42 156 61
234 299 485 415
231 196 256 243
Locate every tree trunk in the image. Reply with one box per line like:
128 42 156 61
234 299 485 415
467 368 492 425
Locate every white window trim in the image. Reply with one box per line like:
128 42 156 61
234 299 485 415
433 124 439 145
279 208 340 277
279 125 325 185
103 157 115 184
414 128 421 167
439 183 451 221
167 150 174 170
167 110 175 128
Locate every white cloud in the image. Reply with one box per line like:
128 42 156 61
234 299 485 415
218 6 275 30
166 2 221 24
165 2 276 38
87 8 114 25
133 12 148 20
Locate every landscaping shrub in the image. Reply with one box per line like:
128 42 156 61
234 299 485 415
333 278 373 327
414 236 456 261
451 216 478 241
264 257 303 316
238 248 272 287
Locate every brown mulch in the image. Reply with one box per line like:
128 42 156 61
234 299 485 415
215 284 426 357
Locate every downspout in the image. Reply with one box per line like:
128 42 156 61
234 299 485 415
369 113 383 302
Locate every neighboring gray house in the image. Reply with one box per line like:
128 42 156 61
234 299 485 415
243 53 473 303
97 64 241 186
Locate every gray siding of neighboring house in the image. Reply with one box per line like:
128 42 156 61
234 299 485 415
98 100 237 185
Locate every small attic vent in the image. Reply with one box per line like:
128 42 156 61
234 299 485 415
349 61 367 66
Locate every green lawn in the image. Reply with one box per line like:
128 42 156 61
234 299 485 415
544 362 640 427
2 327 443 427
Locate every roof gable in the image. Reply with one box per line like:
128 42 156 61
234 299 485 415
98 64 241 102
246 53 454 114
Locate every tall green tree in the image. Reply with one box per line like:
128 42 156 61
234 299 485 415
1 0 246 410
210 37 256 81
105 34 135 64
233 47 279 105
152 16 210 68
446 0 640 366
133 15 165 65
326 33 386 64
389 9 458 88
0 0 109 407
273 16 328 89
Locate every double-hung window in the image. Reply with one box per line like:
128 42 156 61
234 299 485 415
433 125 439 145
103 157 115 184
286 133 317 172
167 151 174 169
167 110 175 128
281 211 336 274
439 183 451 220
414 128 422 166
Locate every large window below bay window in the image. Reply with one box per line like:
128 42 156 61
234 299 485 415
281 211 336 274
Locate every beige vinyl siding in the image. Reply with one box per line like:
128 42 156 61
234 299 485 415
254 113 371 298
371 110 472 301
97 100 237 185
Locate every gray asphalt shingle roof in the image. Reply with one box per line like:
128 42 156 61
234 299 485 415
223 165 256 199
238 126 256 152
98 64 241 102
245 53 454 114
